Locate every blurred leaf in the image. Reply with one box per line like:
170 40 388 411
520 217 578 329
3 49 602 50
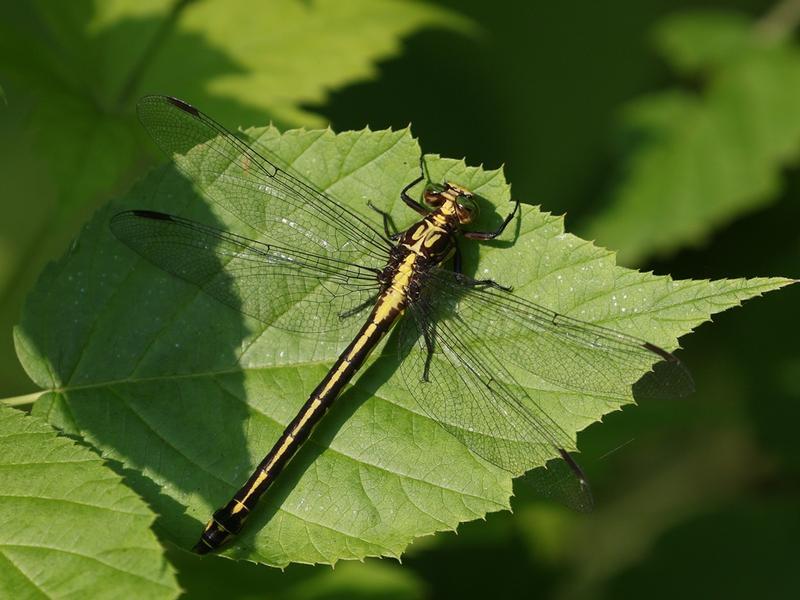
169 548 425 600
655 11 754 72
127 0 468 126
14 125 791 567
289 560 426 600
585 9 800 264
606 498 800 599
0 0 461 396
551 429 767 599
0 405 179 599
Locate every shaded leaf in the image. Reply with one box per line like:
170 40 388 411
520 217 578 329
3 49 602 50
585 9 800 263
654 11 753 73
607 499 800 599
169 546 425 600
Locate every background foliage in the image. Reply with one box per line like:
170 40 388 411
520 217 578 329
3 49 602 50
1 0 799 598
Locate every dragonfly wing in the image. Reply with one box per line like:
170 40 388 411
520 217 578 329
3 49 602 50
422 268 694 401
111 210 381 337
137 95 391 270
397 291 593 510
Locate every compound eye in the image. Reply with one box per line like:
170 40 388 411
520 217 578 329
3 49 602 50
423 184 445 207
457 194 478 223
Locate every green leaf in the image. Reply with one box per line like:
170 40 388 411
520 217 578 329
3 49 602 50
288 560 426 600
653 11 754 73
15 125 791 567
0 405 180 599
584 10 800 264
128 0 468 126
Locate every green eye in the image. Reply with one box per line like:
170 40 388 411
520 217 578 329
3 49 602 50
459 194 479 215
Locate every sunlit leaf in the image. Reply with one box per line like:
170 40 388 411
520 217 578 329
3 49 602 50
0 406 179 599
15 125 791 566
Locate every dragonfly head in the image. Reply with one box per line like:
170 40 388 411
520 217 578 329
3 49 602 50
424 182 479 225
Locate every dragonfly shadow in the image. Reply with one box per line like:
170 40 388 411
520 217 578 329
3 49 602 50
39 166 256 548
632 354 695 401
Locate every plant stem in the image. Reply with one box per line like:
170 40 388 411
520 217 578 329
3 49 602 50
115 0 197 108
1 391 42 407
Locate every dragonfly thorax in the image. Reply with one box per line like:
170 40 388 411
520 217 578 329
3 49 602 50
398 215 457 264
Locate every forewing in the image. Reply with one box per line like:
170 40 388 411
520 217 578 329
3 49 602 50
111 210 381 337
136 95 391 269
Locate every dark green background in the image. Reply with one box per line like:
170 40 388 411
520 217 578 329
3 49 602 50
2 0 798 598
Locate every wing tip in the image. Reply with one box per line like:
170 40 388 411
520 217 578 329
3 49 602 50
130 209 174 221
137 94 200 117
110 209 175 226
165 96 200 116
642 341 677 362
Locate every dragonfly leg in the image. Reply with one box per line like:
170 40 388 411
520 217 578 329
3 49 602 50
401 157 429 216
476 279 513 292
464 200 520 240
462 274 513 293
452 241 463 274
452 246 512 291
421 323 436 383
367 201 403 240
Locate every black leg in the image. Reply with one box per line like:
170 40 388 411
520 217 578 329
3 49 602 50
421 324 436 383
338 294 379 319
367 201 402 239
474 279 513 292
452 224 515 291
464 199 520 240
401 156 429 216
452 241 463 274
463 276 513 293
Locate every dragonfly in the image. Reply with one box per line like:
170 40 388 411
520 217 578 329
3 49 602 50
111 95 692 554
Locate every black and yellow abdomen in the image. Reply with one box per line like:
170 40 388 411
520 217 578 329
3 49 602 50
194 255 416 553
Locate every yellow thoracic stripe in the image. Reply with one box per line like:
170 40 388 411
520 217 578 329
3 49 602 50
424 233 442 248
432 212 448 226
404 220 446 254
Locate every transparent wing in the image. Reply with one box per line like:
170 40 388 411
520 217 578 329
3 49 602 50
423 269 694 401
397 268 693 508
111 210 381 336
137 95 392 270
397 293 593 510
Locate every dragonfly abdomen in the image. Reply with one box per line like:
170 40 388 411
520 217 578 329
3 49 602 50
194 289 407 553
